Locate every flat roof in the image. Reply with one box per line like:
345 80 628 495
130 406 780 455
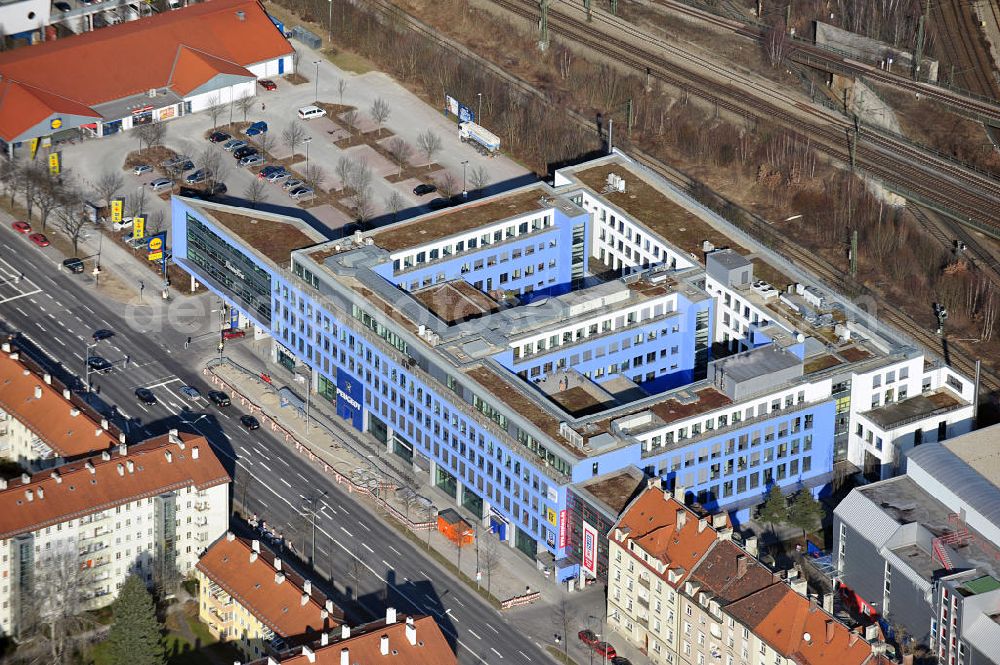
413 281 500 325
712 345 802 384
368 186 551 253
204 207 323 266
863 388 966 429
574 467 647 516
942 424 1000 489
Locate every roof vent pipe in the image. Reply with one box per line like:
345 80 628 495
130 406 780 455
236 9 245 20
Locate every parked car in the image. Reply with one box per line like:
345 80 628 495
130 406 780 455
233 146 258 160
161 154 189 169
11 220 31 233
239 154 264 168
185 169 210 184
149 178 172 192
63 257 85 274
179 386 202 400
240 415 261 430
113 217 134 231
208 131 231 143
208 390 231 407
578 630 598 647
243 121 268 136
258 79 277 91
132 164 153 176
221 328 246 340
413 183 437 196
611 657 633 665
593 643 617 659
288 187 315 201
265 169 290 183
297 105 327 120
259 165 284 178
28 233 49 247
135 387 157 405
204 182 228 196
222 139 247 152
168 159 194 173
55 2 71 11
282 178 304 191
428 197 452 211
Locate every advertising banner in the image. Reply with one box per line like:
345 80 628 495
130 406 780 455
582 521 598 576
133 216 146 241
110 199 124 224
458 103 475 124
29 138 39 160
445 94 459 118
558 509 568 549
47 152 60 175
336 370 364 431
146 231 165 262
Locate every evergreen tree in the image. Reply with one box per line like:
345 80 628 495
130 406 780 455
788 489 824 537
757 485 788 545
107 575 165 665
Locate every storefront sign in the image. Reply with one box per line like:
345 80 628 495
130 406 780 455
110 199 123 224
546 507 558 527
133 216 145 241
558 509 567 549
582 521 598 576
336 370 364 431
146 232 165 261
157 106 176 121
50 118 62 130
47 152 60 175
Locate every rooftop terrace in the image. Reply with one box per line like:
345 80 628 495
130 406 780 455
413 280 501 325
863 388 966 430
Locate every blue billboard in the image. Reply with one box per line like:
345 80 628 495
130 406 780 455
458 103 475 124
336 370 364 431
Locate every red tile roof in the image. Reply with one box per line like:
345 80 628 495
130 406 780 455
0 349 119 459
0 0 291 141
255 615 457 665
689 539 777 603
197 534 342 639
614 484 722 586
0 432 228 539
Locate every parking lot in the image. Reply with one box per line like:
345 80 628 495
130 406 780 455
60 40 532 240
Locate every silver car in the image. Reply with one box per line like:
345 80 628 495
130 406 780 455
149 178 172 192
132 164 153 176
289 187 315 201
222 139 247 152
239 154 264 168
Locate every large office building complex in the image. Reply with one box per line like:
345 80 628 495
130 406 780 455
171 154 975 578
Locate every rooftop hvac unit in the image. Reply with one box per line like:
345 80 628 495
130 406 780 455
148 88 157 98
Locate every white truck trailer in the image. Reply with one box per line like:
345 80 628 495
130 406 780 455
458 121 501 156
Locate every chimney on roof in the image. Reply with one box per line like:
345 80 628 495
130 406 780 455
849 632 860 647
192 446 200 460
790 577 807 596
736 554 748 578
675 509 687 531
250 551 258 563
1 342 10 353
675 484 687 504
698 517 709 533
822 592 833 613
119 443 127 457
274 558 282 571
300 646 315 663
36 487 43 500
168 428 181 443
62 388 70 399
321 632 329 647
405 616 416 645
342 624 351 639
301 593 310 606
165 450 173 463
0 479 7 490
386 607 397 625
21 473 30 485
33 386 42 399
50 470 61 484
43 373 51 385
379 634 389 656
340 648 349 665
25 489 33 502
325 599 334 614
117 463 124 476
226 531 235 542
236 9 245 20
118 432 126 444
303 580 312 595
101 418 109 431
252 539 260 553
70 408 80 417
825 619 835 644
94 428 103 437
85 461 96 474
275 572 285 585
712 513 727 529
744 535 758 557
647 477 662 490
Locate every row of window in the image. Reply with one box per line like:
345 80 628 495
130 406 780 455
393 215 553 271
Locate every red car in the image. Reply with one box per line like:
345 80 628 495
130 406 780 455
593 642 617 659
28 233 49 247
578 630 598 647
258 79 277 91
221 328 246 340
11 220 31 233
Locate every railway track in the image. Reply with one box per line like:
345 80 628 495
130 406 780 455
491 0 1000 232
931 0 1000 99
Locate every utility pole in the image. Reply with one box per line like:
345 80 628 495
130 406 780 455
607 117 614 154
626 98 634 136
847 128 857 170
850 230 858 277
913 0 929 80
538 0 550 50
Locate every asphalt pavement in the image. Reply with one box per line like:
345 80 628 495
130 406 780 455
0 219 554 665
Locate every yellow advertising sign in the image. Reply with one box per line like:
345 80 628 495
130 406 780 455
110 199 123 224
147 234 163 262
546 507 558 527
47 152 60 175
29 138 39 160
133 216 145 241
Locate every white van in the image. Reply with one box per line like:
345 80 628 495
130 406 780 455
297 105 327 120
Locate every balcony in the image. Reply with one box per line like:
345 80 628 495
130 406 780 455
78 542 108 557
78 527 109 541
637 596 649 609
194 501 210 512
194 516 209 528
638 575 650 589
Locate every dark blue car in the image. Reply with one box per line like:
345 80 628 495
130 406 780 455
244 121 268 136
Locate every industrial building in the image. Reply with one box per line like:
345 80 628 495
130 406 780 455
171 153 975 579
0 0 293 152
833 423 1000 661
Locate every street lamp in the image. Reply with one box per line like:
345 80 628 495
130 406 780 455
304 136 312 173
301 493 325 566
313 60 321 103
476 92 482 123
461 160 469 199
328 0 333 42
84 342 97 392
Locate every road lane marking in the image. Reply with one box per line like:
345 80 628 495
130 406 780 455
0 290 41 305
486 623 499 634
258 461 271 472
54 337 65 347
468 629 481 640
382 559 392 568
340 526 353 537
491 647 503 658
518 650 531 660
389 545 401 556
357 521 370 532
280 478 291 488
362 543 374 553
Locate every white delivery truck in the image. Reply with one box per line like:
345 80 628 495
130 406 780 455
458 121 501 156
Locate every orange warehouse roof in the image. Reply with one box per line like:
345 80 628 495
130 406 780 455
0 0 291 140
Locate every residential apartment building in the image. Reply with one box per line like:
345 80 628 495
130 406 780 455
0 431 229 638
0 341 121 470
241 612 456 665
171 153 973 579
608 480 881 665
196 533 343 660
833 424 1000 662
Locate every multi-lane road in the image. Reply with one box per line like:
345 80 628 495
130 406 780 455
0 221 550 665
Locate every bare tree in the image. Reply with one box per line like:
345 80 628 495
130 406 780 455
335 156 357 193
126 186 148 219
305 164 327 191
551 597 574 661
93 170 124 207
57 199 89 256
282 121 307 157
19 161 44 221
33 171 71 231
764 18 790 68
353 184 374 227
197 146 224 189
384 190 406 221
244 178 267 208
416 130 442 164
386 137 412 177
346 158 372 194
205 93 225 129
342 109 359 135
21 545 93 664
370 97 391 137
256 131 276 159
1 158 23 207
337 79 348 105
134 122 168 154
236 92 256 125
435 171 459 200
470 165 491 194
148 208 166 234
479 534 502 596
